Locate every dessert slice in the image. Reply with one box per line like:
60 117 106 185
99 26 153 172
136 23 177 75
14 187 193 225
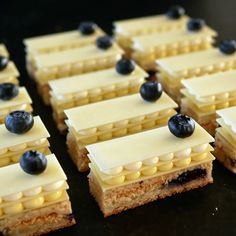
156 40 236 103
214 106 236 173
24 21 104 55
114 5 188 54
0 152 75 235
49 59 148 132
65 82 177 172
0 84 33 123
132 18 217 70
87 114 215 217
28 36 124 104
181 70 236 135
0 112 50 167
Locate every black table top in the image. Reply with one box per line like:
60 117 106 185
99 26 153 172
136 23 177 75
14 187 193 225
1 0 236 235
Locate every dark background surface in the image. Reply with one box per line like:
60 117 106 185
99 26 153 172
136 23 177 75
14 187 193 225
1 0 236 235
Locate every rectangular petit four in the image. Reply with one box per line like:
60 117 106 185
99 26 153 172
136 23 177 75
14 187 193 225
49 63 148 132
28 39 124 105
132 25 216 70
0 116 50 167
181 70 236 135
87 122 215 217
0 154 75 235
156 47 236 103
214 106 236 173
65 92 177 171
0 87 33 124
114 6 188 54
24 25 104 55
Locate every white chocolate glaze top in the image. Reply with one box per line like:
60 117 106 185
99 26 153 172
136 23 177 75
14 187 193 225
0 87 32 109
34 43 124 68
156 48 236 74
49 65 148 96
132 26 216 51
87 123 214 171
114 15 189 36
217 106 236 131
0 44 9 58
182 70 236 98
0 116 50 149
0 62 19 81
65 93 177 131
24 28 104 51
0 154 66 197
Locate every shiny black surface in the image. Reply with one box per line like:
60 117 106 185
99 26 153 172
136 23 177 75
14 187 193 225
1 0 236 235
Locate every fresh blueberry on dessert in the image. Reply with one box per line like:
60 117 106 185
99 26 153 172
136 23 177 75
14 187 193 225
168 114 195 138
140 81 163 102
187 18 205 31
166 5 185 19
115 58 135 75
0 55 9 71
219 39 236 55
0 83 19 101
96 36 113 50
5 111 34 134
78 21 96 35
20 150 47 175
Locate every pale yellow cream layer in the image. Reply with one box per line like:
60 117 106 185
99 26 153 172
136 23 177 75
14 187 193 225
182 70 236 98
0 44 9 58
65 92 177 131
114 15 189 36
217 107 236 133
0 87 32 110
0 154 66 197
132 26 216 51
0 62 19 81
156 48 236 75
24 28 104 51
34 43 124 69
49 65 147 97
87 123 214 171
0 116 50 149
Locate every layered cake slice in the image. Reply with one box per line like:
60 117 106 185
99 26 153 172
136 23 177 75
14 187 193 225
181 70 236 135
49 59 148 132
114 5 188 54
156 40 236 103
65 82 178 171
87 114 215 217
0 83 33 123
28 36 124 104
24 21 104 55
214 106 236 173
0 152 75 235
0 111 50 167
132 18 217 70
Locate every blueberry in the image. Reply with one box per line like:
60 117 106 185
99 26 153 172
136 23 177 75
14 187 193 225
20 150 47 175
96 36 113 50
219 40 236 55
168 114 195 138
78 21 96 35
5 111 34 134
166 5 185 19
140 81 163 102
187 18 205 32
115 58 135 75
0 56 9 71
0 83 19 101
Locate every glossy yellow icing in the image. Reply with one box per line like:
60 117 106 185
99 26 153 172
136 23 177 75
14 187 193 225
87 123 214 171
65 93 177 132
